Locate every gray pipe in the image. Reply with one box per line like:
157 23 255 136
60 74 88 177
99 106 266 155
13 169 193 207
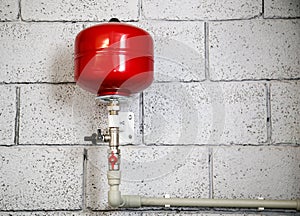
105 102 300 212
121 195 300 211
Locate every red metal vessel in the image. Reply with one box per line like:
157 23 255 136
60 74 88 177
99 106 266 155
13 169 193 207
74 19 154 98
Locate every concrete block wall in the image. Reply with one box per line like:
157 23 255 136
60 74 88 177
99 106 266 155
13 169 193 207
0 0 299 215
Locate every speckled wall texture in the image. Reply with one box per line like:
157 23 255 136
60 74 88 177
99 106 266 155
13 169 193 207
0 0 299 216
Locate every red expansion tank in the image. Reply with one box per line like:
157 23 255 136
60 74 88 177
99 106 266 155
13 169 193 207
74 19 154 98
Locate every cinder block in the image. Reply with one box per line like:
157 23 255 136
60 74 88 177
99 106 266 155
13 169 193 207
142 0 261 20
0 85 16 145
0 23 82 83
264 0 300 18
209 20 300 80
20 84 76 144
143 82 267 145
213 146 300 199
21 0 139 21
0 146 83 210
19 84 140 145
136 21 205 82
271 81 300 144
0 0 18 20
86 146 209 210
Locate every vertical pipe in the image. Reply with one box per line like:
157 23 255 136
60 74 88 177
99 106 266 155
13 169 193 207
107 100 123 208
107 100 120 171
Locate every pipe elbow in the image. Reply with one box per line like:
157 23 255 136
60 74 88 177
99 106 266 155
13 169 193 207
108 190 122 208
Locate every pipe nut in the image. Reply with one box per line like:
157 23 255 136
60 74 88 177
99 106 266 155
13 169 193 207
107 105 120 111
107 171 121 185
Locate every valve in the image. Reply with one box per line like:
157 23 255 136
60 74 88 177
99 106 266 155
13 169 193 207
84 129 109 144
84 133 97 144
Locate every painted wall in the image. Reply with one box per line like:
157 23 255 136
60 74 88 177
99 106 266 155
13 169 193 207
0 0 299 215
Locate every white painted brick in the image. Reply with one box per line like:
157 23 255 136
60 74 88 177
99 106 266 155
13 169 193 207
209 20 300 80
0 23 82 83
271 81 300 144
0 146 83 210
135 21 205 82
21 0 139 21
86 146 209 210
0 85 16 145
213 146 300 199
0 0 18 20
142 0 261 20
19 84 141 145
264 0 300 18
144 82 267 145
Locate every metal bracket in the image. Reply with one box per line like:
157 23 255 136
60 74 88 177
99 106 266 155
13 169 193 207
84 112 134 145
118 112 134 144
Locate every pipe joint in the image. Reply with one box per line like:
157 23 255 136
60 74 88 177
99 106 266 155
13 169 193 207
108 189 123 208
121 195 142 208
107 170 121 185
107 171 123 208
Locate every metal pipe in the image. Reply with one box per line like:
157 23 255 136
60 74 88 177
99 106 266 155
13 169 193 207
108 128 120 171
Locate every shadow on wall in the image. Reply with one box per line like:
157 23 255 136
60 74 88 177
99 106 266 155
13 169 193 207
49 34 75 82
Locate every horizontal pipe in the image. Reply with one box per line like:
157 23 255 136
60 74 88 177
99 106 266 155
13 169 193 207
139 197 300 211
